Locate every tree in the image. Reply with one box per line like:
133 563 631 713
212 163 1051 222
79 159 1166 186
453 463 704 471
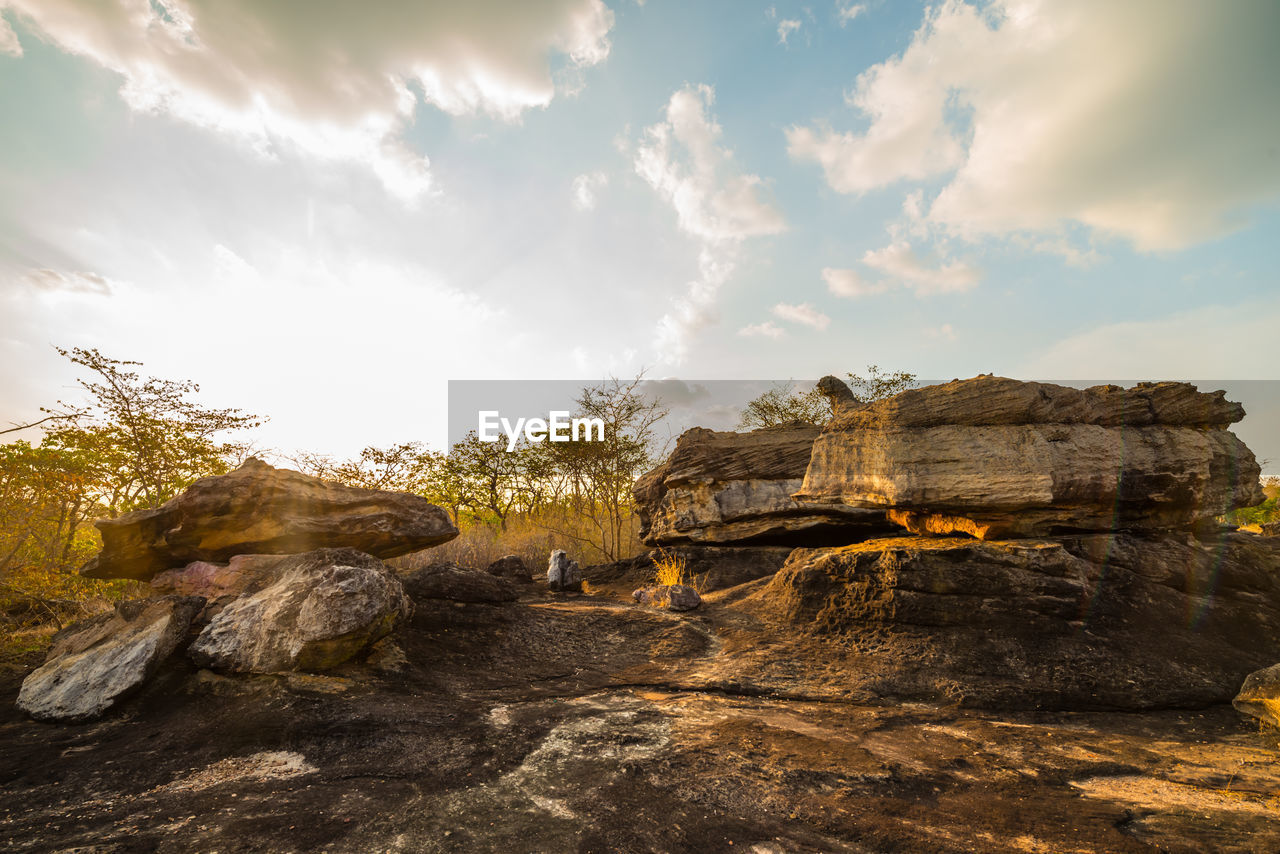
47 347 264 514
846 364 917 404
737 365 920 429
736 382 831 430
544 375 668 561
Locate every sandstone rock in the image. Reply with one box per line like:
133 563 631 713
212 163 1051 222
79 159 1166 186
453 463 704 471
17 596 205 722
82 458 458 581
485 554 533 583
748 532 1280 710
188 548 411 674
798 377 1263 539
403 562 519 604
632 584 702 611
150 554 290 599
547 550 582 592
815 375 859 415
584 546 795 593
1233 663 1280 728
1261 521 1280 537
634 423 889 547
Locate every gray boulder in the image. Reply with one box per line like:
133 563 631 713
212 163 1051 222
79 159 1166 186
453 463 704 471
485 554 533 583
1234 663 1280 728
17 595 205 722
547 550 582 592
403 562 519 603
188 548 410 674
632 584 702 612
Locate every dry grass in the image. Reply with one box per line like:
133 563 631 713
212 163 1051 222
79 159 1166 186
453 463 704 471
652 548 701 592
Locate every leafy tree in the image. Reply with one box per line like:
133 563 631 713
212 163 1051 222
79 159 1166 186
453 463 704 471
846 364 918 404
737 382 831 430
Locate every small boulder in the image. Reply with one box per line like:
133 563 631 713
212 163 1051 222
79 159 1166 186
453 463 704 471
403 562 519 604
547 550 582 592
485 554 533 583
632 584 702 612
17 595 205 722
150 554 289 599
189 548 410 674
1234 663 1280 728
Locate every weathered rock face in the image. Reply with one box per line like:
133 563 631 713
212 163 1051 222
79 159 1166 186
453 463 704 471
83 458 459 581
17 596 205 722
150 554 290 599
634 423 889 547
485 555 533 583
632 584 702 611
547 550 582 592
584 545 795 593
403 562 519 604
1233 663 1280 728
747 532 1280 710
798 376 1263 538
188 549 411 674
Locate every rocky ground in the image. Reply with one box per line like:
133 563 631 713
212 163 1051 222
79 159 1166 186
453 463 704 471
4 573 1279 854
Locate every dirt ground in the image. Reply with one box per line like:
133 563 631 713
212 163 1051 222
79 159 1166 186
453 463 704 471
3 582 1279 853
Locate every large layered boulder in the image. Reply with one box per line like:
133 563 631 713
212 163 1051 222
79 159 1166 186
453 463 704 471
82 458 458 581
635 422 888 547
797 376 1263 539
188 548 411 673
403 562 519 604
749 532 1280 710
17 596 205 722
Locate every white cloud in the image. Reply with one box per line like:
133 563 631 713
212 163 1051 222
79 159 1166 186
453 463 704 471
861 241 979 295
635 83 785 364
738 320 786 339
836 2 865 26
777 19 802 44
635 84 786 243
571 171 608 212
787 0 1280 251
2 0 615 201
926 323 957 341
772 302 830 330
22 268 113 295
823 266 889 298
0 12 20 56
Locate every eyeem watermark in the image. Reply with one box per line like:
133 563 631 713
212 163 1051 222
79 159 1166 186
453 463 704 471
478 410 605 452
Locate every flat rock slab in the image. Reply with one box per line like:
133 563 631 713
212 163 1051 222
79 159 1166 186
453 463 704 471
798 376 1264 538
82 458 458 581
16 595 205 722
634 422 889 547
189 548 411 674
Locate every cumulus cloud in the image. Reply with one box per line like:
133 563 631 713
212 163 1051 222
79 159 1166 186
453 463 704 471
571 171 608 211
635 83 785 363
1 0 615 201
22 268 113 295
823 266 889 298
738 320 786 339
787 0 1280 251
861 241 979 295
836 2 865 26
777 19 802 44
0 12 20 56
825 242 979 298
772 302 830 330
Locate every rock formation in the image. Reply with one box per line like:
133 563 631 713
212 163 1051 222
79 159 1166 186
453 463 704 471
17 596 205 722
82 458 458 581
797 376 1263 538
403 562 519 604
547 550 582 592
150 554 290 600
188 549 412 674
634 422 888 547
1233 663 1280 728
485 554 533 583
632 584 702 611
747 531 1280 709
584 545 795 593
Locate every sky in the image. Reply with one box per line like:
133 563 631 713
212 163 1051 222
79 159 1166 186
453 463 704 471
1 0 1278 460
